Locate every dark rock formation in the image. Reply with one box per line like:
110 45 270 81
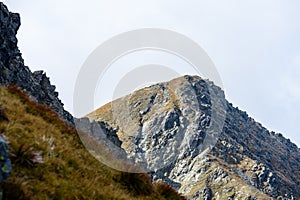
0 105 11 183
0 136 11 182
0 3 73 125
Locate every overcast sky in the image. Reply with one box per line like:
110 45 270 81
3 0 300 146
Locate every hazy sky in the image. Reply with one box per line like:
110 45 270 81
3 0 300 146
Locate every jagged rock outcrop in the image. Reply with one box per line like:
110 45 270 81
0 3 73 125
88 75 300 199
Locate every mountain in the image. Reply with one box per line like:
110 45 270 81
0 2 73 125
88 75 300 199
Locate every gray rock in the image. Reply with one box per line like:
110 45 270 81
191 187 212 200
0 136 11 182
0 3 73 126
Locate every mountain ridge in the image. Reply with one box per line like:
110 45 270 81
0 2 73 126
88 75 300 199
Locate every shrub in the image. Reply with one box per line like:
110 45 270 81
114 172 154 196
155 182 186 200
3 177 31 200
9 142 42 168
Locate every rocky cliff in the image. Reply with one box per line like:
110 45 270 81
0 2 73 125
88 75 300 199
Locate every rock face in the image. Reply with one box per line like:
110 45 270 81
0 105 11 182
0 3 73 125
88 75 300 199
0 136 11 182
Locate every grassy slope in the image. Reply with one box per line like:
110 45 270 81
0 86 184 200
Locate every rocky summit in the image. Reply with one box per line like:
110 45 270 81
87 75 300 199
0 2 73 125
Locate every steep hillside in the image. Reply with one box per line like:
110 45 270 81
88 75 300 199
0 85 184 199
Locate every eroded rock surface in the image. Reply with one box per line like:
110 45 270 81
88 75 300 199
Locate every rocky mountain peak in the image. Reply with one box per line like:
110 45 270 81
86 75 300 199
